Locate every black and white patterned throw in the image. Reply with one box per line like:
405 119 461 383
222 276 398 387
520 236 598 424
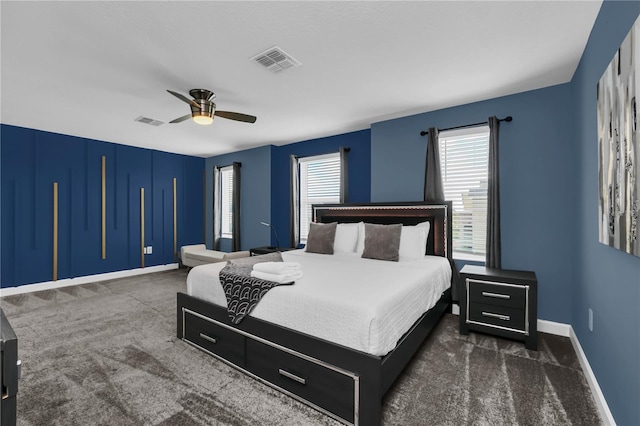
219 252 294 324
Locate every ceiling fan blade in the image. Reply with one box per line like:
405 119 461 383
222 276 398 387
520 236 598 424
167 90 200 109
214 110 257 123
169 114 192 124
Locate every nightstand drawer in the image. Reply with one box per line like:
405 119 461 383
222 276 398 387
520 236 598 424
467 280 527 309
468 303 526 332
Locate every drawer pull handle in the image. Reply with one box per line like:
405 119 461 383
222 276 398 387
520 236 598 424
482 291 510 300
482 312 510 321
199 333 217 344
278 369 306 385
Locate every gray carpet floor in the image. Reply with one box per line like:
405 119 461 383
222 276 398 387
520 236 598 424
1 269 601 426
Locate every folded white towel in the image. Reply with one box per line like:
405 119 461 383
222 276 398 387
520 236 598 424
250 269 304 284
252 261 301 275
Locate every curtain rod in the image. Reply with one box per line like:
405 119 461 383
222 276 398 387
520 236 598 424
215 161 242 170
291 147 350 160
419 116 512 136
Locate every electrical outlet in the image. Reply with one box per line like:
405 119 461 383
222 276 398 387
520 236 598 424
143 247 147 254
146 246 153 255
588 308 593 332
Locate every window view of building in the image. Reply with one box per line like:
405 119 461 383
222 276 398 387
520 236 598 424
299 153 341 243
220 166 234 238
439 126 490 260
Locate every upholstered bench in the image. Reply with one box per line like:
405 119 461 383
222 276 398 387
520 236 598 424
180 244 250 267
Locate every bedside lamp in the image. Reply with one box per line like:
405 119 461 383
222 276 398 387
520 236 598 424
260 222 280 249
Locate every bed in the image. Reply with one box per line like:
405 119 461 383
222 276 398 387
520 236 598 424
176 201 453 426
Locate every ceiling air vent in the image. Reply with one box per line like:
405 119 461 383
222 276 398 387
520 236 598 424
251 46 301 73
135 116 164 126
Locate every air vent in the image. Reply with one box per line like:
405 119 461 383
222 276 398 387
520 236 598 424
135 116 164 126
251 46 301 73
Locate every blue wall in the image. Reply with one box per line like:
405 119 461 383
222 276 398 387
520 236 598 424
205 145 273 252
572 2 640 425
371 84 578 324
1 124 205 288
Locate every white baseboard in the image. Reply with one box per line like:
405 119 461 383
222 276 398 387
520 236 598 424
451 303 460 315
537 321 614 424
569 327 616 426
537 319 571 337
0 263 179 297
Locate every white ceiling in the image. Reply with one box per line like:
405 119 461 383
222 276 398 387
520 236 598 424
1 1 602 158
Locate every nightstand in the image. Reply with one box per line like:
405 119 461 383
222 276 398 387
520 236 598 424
459 265 538 350
249 246 294 256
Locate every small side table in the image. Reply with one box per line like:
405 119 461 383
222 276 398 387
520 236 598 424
249 246 294 256
459 265 538 350
1 309 20 425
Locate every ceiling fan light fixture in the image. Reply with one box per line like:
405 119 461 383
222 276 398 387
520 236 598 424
167 88 256 125
191 99 215 125
193 113 214 125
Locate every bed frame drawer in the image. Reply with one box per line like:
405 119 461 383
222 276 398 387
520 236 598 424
246 339 356 423
468 302 525 332
183 311 245 367
468 280 526 309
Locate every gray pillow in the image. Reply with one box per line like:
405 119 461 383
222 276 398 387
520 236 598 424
361 223 402 261
305 222 337 254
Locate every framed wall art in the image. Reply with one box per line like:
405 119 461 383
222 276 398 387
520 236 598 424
598 15 640 257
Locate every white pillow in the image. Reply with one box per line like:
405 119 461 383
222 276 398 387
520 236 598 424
334 223 360 253
355 221 366 255
417 220 431 236
399 222 431 260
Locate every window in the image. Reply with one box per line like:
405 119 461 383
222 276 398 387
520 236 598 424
220 166 233 238
439 126 490 260
299 153 341 243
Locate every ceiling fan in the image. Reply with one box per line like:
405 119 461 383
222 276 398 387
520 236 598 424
167 89 257 125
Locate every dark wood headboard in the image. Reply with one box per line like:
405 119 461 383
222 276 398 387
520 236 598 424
313 201 452 259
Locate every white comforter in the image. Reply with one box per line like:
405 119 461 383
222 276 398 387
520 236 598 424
186 249 451 356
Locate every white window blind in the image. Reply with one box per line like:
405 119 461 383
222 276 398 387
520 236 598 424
220 166 233 238
439 126 489 259
299 153 341 243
